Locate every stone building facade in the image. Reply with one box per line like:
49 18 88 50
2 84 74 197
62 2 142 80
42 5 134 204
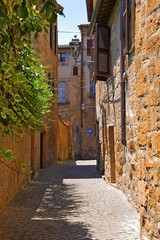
58 25 96 159
0 21 59 211
86 0 160 239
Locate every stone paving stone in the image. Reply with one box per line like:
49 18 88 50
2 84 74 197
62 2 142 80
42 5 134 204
0 160 140 240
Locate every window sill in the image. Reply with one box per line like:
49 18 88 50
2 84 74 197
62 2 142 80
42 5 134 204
89 95 95 99
58 101 70 105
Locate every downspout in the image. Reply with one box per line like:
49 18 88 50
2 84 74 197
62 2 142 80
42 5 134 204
80 34 84 128
78 31 84 159
120 0 126 146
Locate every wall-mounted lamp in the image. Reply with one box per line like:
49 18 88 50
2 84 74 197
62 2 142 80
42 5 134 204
69 35 81 65
81 103 86 112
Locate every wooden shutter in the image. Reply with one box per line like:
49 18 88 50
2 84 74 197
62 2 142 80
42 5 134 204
73 66 78 75
94 23 109 82
54 25 57 54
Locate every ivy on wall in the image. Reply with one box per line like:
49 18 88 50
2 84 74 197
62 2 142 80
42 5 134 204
0 0 63 163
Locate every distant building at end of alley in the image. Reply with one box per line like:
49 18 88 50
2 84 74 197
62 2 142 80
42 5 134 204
58 24 96 160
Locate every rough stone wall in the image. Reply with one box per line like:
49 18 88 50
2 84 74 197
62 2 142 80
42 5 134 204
96 0 160 239
126 1 160 239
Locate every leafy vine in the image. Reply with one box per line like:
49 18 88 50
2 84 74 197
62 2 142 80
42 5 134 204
0 0 64 169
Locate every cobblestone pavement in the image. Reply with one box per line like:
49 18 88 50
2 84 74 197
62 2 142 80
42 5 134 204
0 160 140 240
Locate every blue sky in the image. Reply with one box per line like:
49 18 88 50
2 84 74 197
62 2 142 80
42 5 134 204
57 0 89 45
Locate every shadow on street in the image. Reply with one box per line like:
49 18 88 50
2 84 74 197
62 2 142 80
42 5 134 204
0 160 101 240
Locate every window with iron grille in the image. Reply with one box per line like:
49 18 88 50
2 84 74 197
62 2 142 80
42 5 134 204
58 82 66 103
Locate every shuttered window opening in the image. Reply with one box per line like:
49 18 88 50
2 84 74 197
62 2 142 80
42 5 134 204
54 25 57 54
50 24 53 49
94 23 109 82
73 66 78 75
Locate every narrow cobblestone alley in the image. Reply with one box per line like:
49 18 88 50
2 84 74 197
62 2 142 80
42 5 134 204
0 160 140 240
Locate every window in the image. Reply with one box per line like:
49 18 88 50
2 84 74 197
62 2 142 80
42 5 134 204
58 82 66 103
73 66 78 75
58 52 68 62
94 24 110 82
122 0 135 54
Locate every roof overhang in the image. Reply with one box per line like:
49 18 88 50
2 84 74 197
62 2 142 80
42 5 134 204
86 0 94 21
88 0 117 36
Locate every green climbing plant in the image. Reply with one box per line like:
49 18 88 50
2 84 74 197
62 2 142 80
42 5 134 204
0 0 64 167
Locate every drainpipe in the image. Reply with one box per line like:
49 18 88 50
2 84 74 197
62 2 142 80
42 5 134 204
120 0 126 146
80 34 84 128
